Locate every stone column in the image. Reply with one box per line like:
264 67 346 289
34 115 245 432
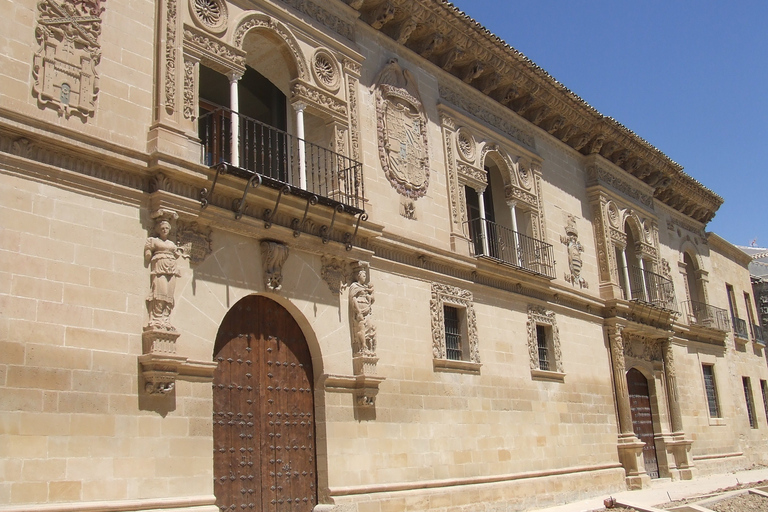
662 339 683 433
476 188 490 256
294 102 307 189
620 247 632 300
508 200 521 265
228 72 242 168
609 324 633 435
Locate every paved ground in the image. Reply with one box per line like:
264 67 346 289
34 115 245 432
531 467 768 512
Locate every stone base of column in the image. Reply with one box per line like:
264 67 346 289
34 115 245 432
663 432 696 481
617 433 651 490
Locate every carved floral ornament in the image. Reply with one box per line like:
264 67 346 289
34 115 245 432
33 0 105 118
189 0 227 34
312 49 340 92
456 128 476 163
429 283 480 363
374 58 430 199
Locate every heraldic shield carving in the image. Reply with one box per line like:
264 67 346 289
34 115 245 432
374 58 429 199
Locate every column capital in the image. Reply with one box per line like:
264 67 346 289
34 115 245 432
292 101 308 113
227 71 243 84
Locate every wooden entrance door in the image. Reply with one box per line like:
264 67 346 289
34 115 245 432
627 368 659 479
213 295 316 511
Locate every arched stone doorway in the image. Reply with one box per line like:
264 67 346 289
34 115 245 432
626 367 659 479
213 295 317 510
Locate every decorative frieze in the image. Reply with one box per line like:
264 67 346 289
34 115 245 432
586 163 654 211
277 0 354 41
291 81 347 118
32 0 105 118
183 26 246 69
439 84 535 150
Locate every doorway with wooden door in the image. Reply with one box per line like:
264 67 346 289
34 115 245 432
213 295 317 511
626 367 660 479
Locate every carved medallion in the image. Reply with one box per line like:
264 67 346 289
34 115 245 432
312 49 340 92
456 128 475 163
32 0 105 118
374 58 429 199
190 0 227 33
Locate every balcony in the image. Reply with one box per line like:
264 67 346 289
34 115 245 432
466 218 555 279
753 324 765 345
198 106 365 215
623 266 677 312
681 300 730 332
732 316 749 340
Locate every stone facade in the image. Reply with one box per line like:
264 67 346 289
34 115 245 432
1 0 767 511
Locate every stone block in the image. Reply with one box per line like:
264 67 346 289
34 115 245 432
7 366 72 391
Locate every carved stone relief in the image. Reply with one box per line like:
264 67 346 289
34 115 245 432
292 82 347 118
321 256 347 295
430 283 480 363
441 116 461 227
623 333 662 362
144 210 186 332
374 58 429 199
260 240 289 291
345 63 361 162
527 305 563 373
456 127 476 163
32 0 105 118
560 214 587 288
399 198 416 220
349 264 376 357
189 0 227 34
175 221 212 266
312 49 341 92
165 0 178 115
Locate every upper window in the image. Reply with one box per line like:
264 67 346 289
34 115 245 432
761 380 768 425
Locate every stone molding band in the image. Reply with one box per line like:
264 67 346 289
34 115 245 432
0 495 216 512
328 463 622 496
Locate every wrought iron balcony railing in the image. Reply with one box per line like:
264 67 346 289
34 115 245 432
732 316 749 339
622 266 677 311
199 106 365 213
753 324 765 345
681 300 730 331
465 218 556 279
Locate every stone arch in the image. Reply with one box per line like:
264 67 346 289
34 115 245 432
623 211 644 244
231 12 309 85
678 238 704 271
480 143 514 190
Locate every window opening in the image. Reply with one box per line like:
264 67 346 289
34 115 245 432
536 324 549 371
761 380 768 425
444 305 462 361
702 364 720 418
743 377 757 429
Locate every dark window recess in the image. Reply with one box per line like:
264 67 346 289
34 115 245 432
702 365 720 418
743 377 757 429
444 306 462 361
761 380 768 425
536 325 549 371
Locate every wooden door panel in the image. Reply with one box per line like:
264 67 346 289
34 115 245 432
214 296 316 511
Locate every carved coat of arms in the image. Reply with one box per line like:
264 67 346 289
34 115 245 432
374 58 429 199
33 0 104 118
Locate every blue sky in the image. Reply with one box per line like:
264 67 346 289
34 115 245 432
449 0 768 249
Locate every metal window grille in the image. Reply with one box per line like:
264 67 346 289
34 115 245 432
444 306 462 361
536 324 549 371
702 365 720 418
761 380 768 425
743 377 757 429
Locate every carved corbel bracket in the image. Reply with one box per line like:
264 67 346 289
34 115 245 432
323 373 385 409
139 330 217 394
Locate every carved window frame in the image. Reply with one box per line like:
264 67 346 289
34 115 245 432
527 305 564 381
430 283 481 373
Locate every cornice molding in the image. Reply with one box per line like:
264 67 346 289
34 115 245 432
344 0 723 224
